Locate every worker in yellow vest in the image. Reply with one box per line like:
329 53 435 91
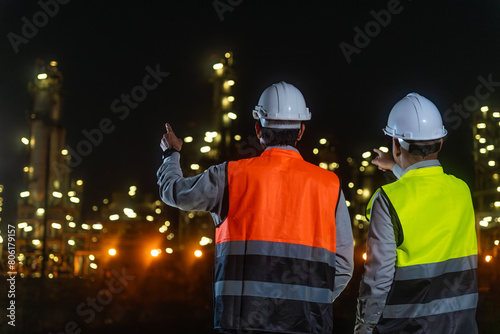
157 82 354 333
355 93 478 333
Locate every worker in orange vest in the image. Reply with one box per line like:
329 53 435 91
157 81 354 333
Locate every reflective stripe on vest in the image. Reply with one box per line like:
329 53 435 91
367 166 478 333
215 148 340 333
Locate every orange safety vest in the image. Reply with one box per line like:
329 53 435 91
214 148 341 333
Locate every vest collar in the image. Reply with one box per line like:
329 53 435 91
262 146 303 159
401 159 441 177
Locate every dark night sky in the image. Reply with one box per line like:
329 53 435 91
1 0 500 222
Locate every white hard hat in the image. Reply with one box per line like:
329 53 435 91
253 81 311 129
383 93 447 141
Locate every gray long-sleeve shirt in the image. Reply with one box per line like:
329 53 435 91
355 160 441 333
157 146 354 301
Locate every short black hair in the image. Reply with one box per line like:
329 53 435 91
260 121 301 147
404 139 441 157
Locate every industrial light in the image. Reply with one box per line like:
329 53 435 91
32 239 41 246
477 123 486 129
18 222 28 229
21 137 29 145
379 146 389 153
166 248 173 254
362 151 371 159
480 148 487 154
190 164 200 170
479 221 489 227
494 240 499 246
362 253 367 261
123 208 137 218
70 197 80 203
213 63 223 70
487 145 494 151
184 136 193 143
329 162 339 170
485 255 492 263
227 96 235 102
67 240 75 246
108 248 117 256
313 148 319 155
234 135 241 141
89 254 95 261
37 208 45 215
90 263 98 269
348 182 354 188
204 136 213 143
227 112 237 119
199 236 213 246
200 146 211 153
361 161 369 167
488 161 496 167
481 106 489 112
319 138 327 145
76 180 83 186
151 249 160 257
227 80 235 86
319 162 328 169
81 224 90 230
346 200 351 207
493 112 500 118
37 73 48 80
24 226 33 232
52 191 63 198
146 215 154 221
155 208 161 214
225 52 231 58
92 223 103 230
194 250 203 258
51 223 62 229
20 191 30 198
61 149 68 155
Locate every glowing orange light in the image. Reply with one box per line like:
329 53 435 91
194 250 202 258
485 255 492 263
362 253 367 261
108 248 117 256
151 249 160 257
